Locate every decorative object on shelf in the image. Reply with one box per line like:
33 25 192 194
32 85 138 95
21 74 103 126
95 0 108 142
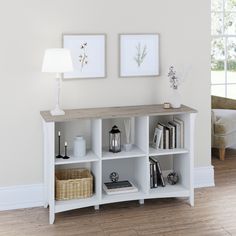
63 34 106 79
42 48 73 116
55 168 93 200
109 125 121 153
73 136 86 158
103 180 138 195
56 131 63 158
168 66 181 109
163 102 171 109
63 142 70 159
110 172 119 182
167 172 179 185
120 34 160 77
124 118 133 151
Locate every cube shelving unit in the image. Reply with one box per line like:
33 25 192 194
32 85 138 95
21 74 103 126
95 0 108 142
41 104 197 224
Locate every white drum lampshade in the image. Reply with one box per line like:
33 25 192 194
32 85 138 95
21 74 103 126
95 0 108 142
42 48 73 116
42 48 73 73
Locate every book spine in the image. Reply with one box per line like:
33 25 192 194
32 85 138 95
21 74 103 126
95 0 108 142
162 126 165 149
173 125 177 148
174 118 184 148
150 163 154 189
156 162 166 187
169 127 173 149
156 128 162 149
165 128 169 149
153 128 162 149
152 161 158 188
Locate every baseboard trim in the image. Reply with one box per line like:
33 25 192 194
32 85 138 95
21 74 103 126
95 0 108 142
194 165 215 188
0 166 215 211
0 184 44 211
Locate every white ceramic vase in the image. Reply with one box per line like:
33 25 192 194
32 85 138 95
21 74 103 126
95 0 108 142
171 89 181 108
73 136 86 158
124 119 133 152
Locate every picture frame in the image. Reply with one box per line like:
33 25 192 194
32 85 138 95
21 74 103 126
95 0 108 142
119 34 160 77
63 34 106 79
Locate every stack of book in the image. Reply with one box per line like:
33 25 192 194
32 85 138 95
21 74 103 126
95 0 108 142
103 180 138 195
152 117 184 150
149 157 165 188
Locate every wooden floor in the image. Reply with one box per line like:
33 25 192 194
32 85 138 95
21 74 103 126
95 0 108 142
0 151 236 236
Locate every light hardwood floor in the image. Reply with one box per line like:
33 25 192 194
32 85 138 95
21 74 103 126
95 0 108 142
0 151 235 236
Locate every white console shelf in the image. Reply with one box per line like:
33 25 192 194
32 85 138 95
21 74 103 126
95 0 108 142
41 104 197 224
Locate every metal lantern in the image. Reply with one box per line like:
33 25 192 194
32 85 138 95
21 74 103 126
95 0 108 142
109 125 121 153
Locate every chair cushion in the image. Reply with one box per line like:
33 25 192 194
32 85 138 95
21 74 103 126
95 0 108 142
213 109 236 135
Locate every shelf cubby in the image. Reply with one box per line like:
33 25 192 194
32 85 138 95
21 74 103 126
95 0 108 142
149 114 188 152
54 119 101 164
102 116 148 159
148 153 191 198
102 157 149 202
55 159 102 213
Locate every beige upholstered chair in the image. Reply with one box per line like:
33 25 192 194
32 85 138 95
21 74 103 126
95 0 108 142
212 96 236 160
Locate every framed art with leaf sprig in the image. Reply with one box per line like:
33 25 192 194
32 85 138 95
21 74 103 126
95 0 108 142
119 34 160 77
63 34 106 79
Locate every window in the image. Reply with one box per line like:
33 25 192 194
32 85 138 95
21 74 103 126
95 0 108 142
211 0 236 99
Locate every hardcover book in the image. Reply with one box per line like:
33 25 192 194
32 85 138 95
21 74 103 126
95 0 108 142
156 161 166 187
103 181 138 195
152 127 163 149
168 121 178 148
157 123 165 149
165 127 170 149
150 162 154 188
150 160 158 188
167 124 175 149
173 117 184 148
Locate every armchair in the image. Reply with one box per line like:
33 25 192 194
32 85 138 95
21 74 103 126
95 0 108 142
212 95 236 160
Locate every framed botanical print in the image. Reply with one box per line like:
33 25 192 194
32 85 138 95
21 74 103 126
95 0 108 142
63 34 106 79
119 34 160 77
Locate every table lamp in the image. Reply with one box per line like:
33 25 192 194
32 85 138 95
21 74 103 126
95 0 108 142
42 48 73 116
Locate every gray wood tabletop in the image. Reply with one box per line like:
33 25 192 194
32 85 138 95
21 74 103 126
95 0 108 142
40 104 197 122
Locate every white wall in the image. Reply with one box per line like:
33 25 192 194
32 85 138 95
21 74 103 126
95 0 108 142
0 0 211 187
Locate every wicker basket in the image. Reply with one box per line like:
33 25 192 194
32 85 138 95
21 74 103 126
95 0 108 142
55 168 93 201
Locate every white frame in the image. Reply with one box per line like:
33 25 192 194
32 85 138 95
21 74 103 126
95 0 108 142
211 0 236 97
62 34 106 79
119 34 160 78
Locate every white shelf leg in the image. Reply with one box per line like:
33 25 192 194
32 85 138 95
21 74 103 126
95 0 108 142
94 205 100 210
49 209 55 224
139 199 144 205
43 119 49 209
188 195 194 207
189 113 196 208
46 122 55 224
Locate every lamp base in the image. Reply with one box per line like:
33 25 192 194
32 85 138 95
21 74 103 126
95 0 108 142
50 108 65 116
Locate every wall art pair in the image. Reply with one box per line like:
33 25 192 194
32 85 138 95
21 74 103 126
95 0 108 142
63 34 160 79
